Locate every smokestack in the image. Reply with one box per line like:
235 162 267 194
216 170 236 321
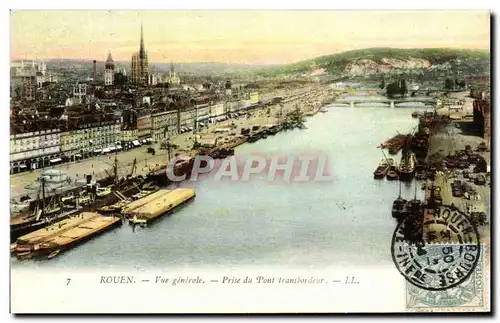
92 60 97 80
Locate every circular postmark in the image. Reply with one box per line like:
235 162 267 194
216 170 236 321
391 205 480 291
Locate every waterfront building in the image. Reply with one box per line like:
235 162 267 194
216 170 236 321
209 102 225 118
195 103 211 124
10 127 61 173
104 51 115 86
137 111 152 142
179 107 196 131
120 109 140 148
120 129 139 146
61 115 121 161
59 117 121 161
151 110 178 142
130 24 149 86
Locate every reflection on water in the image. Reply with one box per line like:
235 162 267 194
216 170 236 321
12 105 425 270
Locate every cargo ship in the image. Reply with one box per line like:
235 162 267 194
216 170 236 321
13 212 122 260
147 157 194 186
398 137 416 182
126 188 196 225
10 177 82 242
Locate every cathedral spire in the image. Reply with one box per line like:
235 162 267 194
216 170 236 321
106 50 114 63
139 23 145 59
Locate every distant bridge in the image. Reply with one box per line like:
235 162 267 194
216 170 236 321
334 97 438 108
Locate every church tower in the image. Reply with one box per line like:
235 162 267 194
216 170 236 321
131 24 149 85
104 51 115 86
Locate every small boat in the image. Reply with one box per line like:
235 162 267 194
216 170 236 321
392 197 408 220
386 166 399 180
392 182 408 221
320 108 328 113
130 216 147 227
373 158 394 179
47 249 60 259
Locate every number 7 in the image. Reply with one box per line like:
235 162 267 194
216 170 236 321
66 278 71 285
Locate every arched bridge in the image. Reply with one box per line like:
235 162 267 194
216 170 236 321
334 97 438 108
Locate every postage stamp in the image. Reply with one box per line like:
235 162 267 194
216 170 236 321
391 204 488 311
405 247 485 311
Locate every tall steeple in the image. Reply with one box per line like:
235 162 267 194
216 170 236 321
106 50 114 63
139 23 145 59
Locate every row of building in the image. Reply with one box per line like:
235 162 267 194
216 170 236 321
10 93 260 174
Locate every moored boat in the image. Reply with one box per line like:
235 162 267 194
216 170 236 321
124 188 196 225
398 149 416 182
386 166 399 181
14 212 122 260
373 158 394 179
392 182 407 221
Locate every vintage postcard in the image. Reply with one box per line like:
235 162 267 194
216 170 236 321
9 10 491 313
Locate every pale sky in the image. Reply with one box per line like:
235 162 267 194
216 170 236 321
10 10 490 65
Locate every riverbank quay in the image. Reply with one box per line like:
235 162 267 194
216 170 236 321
10 85 338 199
423 114 490 244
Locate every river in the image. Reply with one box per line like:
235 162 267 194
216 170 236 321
11 100 430 271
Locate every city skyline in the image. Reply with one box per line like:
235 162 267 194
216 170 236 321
11 10 490 65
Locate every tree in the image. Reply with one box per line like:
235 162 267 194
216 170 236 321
386 82 400 98
400 79 408 97
380 79 386 89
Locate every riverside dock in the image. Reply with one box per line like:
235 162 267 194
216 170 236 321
13 212 122 260
124 188 196 225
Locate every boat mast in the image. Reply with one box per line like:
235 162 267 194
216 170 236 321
41 177 46 215
414 179 418 200
193 117 198 148
381 149 390 163
113 149 118 184
398 180 402 198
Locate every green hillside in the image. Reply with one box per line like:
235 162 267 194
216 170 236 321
257 47 490 76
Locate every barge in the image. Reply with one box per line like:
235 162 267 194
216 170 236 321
125 188 196 225
14 212 122 260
